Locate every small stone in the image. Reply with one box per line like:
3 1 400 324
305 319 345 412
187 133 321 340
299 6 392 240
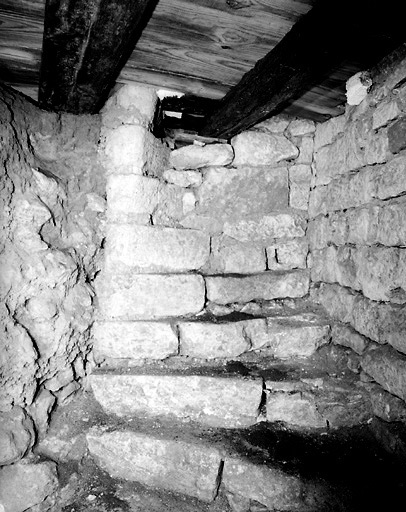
28 389 56 439
346 71 371 105
388 116 406 154
254 115 290 133
362 345 406 402
314 115 346 151
223 457 321 511
105 224 210 273
112 84 157 123
87 429 223 502
372 99 401 130
178 321 250 359
296 136 314 164
97 273 205 319
163 169 202 187
182 191 196 214
205 270 310 305
287 119 316 137
223 212 306 244
90 372 262 428
170 144 234 170
266 238 308 270
0 461 58 512
203 235 266 274
0 407 34 466
266 392 325 427
106 174 159 223
232 132 298 166
93 321 178 361
332 323 369 355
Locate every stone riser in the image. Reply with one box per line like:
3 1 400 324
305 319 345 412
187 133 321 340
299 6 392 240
93 315 330 362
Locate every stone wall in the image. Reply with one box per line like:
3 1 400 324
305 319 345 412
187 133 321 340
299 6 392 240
94 86 317 366
0 84 104 494
310 56 406 422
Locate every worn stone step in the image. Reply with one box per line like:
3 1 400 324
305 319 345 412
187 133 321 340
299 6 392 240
92 310 330 364
86 424 331 510
89 368 263 428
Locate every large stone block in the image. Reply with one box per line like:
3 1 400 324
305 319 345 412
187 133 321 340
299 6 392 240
203 235 266 274
90 372 262 427
316 283 406 354
97 274 205 319
105 224 210 273
312 245 406 304
362 345 406 402
372 99 401 130
223 212 306 244
0 461 58 512
195 165 289 220
223 458 316 511
104 125 169 176
266 238 308 270
206 270 310 305
170 143 234 170
93 321 178 361
87 429 222 502
106 174 159 223
232 131 298 165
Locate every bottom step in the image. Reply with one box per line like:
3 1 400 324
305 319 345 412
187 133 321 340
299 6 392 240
86 426 330 511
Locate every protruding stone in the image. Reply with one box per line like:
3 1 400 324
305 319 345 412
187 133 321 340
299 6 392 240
93 321 179 362
97 274 205 319
90 372 262 428
0 461 58 512
87 429 223 502
232 132 298 166
163 169 203 187
105 224 210 273
206 271 310 305
170 144 234 170
0 407 34 466
362 345 406 402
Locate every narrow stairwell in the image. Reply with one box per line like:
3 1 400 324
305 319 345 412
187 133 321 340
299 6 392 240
38 85 406 512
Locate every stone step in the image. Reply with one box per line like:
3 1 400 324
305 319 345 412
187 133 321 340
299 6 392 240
89 367 264 428
89 357 372 431
86 424 332 510
92 309 331 364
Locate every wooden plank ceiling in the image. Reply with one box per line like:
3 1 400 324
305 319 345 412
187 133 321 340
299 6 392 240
0 0 405 138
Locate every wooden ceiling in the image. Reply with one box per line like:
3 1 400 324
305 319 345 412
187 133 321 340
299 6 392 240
0 0 405 138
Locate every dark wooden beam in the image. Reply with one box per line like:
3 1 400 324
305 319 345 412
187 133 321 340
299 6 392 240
200 0 406 139
38 0 158 114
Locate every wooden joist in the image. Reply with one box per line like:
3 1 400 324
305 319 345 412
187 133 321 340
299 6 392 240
200 0 405 139
38 0 158 113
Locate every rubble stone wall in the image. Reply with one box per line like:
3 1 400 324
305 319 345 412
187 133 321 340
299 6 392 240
310 56 406 422
94 85 317 366
0 84 104 481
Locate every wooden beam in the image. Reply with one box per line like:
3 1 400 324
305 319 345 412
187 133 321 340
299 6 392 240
38 0 158 113
200 0 406 139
